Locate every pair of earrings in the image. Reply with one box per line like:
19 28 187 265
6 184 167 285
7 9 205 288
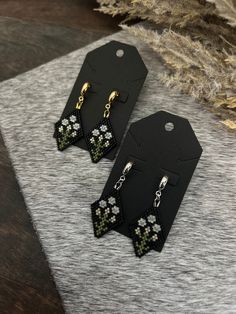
55 82 119 163
91 161 169 257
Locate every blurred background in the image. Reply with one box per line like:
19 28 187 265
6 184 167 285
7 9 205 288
0 0 122 82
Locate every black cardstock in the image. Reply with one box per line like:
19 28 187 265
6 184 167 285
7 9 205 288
55 40 148 160
101 111 203 251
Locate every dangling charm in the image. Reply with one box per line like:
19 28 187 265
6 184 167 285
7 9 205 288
55 82 91 151
91 161 134 238
86 90 119 163
130 175 169 258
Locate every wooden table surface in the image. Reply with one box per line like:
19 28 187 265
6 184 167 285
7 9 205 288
0 1 120 312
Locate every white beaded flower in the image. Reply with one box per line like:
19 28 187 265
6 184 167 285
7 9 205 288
58 126 64 133
92 129 100 136
152 224 160 233
145 226 151 234
67 125 72 130
112 206 119 215
90 137 95 144
138 218 146 227
147 215 156 224
62 119 69 126
105 208 110 214
98 135 103 141
99 200 107 208
152 234 158 241
108 196 116 205
100 125 108 132
110 216 116 223
104 141 110 147
135 227 140 235
71 131 77 137
105 132 112 139
96 208 101 215
70 115 76 123
73 123 80 130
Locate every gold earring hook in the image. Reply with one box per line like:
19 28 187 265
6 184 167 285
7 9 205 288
109 91 119 103
103 90 119 118
81 82 91 96
76 82 91 110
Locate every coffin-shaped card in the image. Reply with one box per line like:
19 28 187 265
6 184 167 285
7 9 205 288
100 111 202 253
54 40 148 160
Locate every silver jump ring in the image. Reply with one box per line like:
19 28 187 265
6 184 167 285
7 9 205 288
114 161 134 190
153 175 169 208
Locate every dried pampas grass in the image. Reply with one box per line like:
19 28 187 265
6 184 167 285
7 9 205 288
97 0 236 130
208 0 236 27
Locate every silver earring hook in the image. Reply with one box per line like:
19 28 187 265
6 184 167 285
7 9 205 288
114 161 134 190
159 176 168 190
153 175 169 208
122 161 133 175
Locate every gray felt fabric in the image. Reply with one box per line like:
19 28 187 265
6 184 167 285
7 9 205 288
0 30 236 314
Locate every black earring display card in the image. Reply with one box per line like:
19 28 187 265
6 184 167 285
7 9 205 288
55 40 148 160
101 111 202 251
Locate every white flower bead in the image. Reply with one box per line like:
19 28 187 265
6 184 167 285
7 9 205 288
112 206 119 215
138 218 146 227
135 227 140 235
110 216 116 223
152 224 161 233
96 208 101 215
67 125 72 130
92 129 100 136
99 200 107 208
108 196 116 205
147 215 156 224
145 226 151 234
98 135 103 141
100 125 108 132
152 234 158 241
104 141 110 147
73 123 80 130
90 137 95 144
105 208 110 214
58 126 64 133
71 131 77 137
70 115 76 123
105 132 112 139
62 119 69 126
